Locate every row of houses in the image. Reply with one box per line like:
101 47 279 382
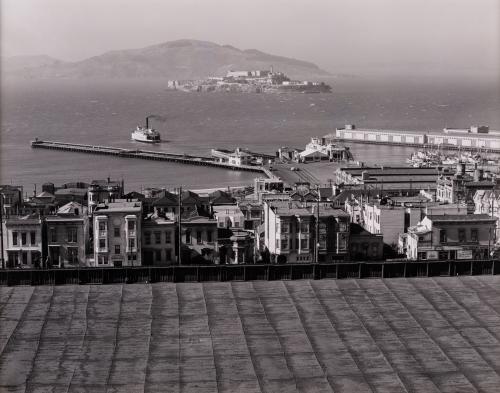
1 159 499 268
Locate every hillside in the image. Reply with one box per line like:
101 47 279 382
3 39 331 80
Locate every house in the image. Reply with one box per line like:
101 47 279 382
218 228 255 264
264 200 349 263
93 199 142 267
3 214 44 268
238 201 263 230
54 188 88 207
212 205 245 229
45 202 88 267
209 190 236 206
474 189 500 243
142 214 176 265
180 213 218 264
0 185 23 216
406 214 497 260
349 223 384 260
88 178 124 215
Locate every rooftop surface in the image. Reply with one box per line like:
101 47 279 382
1 277 500 392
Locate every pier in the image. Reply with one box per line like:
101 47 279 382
31 139 268 173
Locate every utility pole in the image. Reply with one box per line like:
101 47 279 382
178 187 182 265
315 186 320 264
0 194 4 269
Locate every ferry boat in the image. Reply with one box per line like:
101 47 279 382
131 117 161 143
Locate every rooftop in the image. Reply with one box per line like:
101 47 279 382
2 277 499 392
427 214 497 222
94 199 142 213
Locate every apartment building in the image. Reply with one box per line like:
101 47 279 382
3 214 43 268
406 214 497 260
45 202 88 267
264 200 349 263
142 215 176 265
93 199 142 267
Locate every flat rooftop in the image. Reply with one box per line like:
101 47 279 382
1 277 500 392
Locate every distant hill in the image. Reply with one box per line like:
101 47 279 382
2 40 331 80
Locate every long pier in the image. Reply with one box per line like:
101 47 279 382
31 140 267 173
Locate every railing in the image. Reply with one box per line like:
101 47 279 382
0 259 498 286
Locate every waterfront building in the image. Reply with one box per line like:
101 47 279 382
211 148 254 166
3 214 43 268
88 178 124 215
264 200 349 263
406 214 497 260
45 202 88 267
93 199 142 267
335 166 440 193
253 177 284 202
141 214 176 265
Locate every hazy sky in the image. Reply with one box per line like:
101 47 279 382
2 0 499 76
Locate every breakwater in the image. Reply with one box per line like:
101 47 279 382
31 139 267 173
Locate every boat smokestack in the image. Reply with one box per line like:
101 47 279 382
146 116 149 129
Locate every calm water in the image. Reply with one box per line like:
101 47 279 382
1 77 499 194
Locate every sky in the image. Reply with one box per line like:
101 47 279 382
1 0 499 77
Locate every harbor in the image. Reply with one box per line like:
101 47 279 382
31 139 268 173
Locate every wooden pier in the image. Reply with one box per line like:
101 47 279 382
31 139 267 173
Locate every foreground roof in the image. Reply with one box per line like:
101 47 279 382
1 277 499 392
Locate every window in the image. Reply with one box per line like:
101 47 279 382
127 221 135 230
12 232 18 246
281 222 288 233
166 249 172 261
22 251 28 265
68 247 78 264
339 220 347 232
98 256 107 265
458 228 466 243
114 245 120 254
50 227 57 243
207 231 212 243
300 238 308 249
300 222 309 233
418 236 424 242
281 239 288 250
30 231 36 245
165 231 172 244
197 231 202 244
99 221 106 231
114 227 120 237
145 231 151 245
21 232 27 246
154 231 161 244
471 228 478 242
440 230 447 243
67 228 77 243
128 238 135 249
155 250 162 262
185 229 191 244
418 252 427 260
99 239 106 249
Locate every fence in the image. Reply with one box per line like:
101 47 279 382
0 259 498 286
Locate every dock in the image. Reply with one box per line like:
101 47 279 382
31 139 267 173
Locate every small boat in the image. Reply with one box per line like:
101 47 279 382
131 117 161 143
